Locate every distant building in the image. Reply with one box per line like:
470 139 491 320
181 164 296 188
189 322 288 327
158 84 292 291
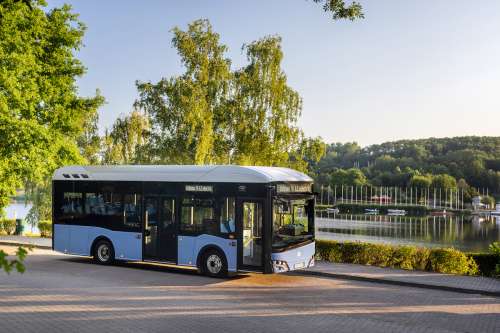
472 196 486 210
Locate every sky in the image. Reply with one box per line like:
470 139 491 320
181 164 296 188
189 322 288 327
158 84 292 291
46 0 500 146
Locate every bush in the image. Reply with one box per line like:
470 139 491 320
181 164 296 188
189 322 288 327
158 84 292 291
428 248 478 275
468 253 498 277
38 220 52 238
315 240 479 275
391 245 418 270
414 247 431 270
1 219 16 235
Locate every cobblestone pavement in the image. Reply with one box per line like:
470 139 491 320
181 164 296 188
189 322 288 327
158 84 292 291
1 247 500 333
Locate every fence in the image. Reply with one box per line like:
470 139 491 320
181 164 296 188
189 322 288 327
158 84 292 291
316 185 486 211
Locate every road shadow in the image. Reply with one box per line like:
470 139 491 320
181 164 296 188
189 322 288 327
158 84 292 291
55 255 248 282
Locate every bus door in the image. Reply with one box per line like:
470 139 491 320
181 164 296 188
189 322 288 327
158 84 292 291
144 197 177 262
237 199 264 270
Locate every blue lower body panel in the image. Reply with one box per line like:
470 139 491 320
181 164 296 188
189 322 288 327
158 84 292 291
271 241 315 273
178 235 237 272
53 224 142 261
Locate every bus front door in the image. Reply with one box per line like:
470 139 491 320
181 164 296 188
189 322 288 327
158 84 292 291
144 197 177 262
237 199 264 271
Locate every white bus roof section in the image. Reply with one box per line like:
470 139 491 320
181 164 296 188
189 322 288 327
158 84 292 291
53 165 313 183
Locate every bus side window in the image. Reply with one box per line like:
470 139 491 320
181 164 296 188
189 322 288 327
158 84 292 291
124 194 142 228
61 192 83 221
180 197 215 234
220 197 235 234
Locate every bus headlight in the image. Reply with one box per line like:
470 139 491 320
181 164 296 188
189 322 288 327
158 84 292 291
272 260 289 273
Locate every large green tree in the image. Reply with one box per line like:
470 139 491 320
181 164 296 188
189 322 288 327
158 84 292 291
136 19 231 165
136 19 324 171
231 36 303 166
0 0 103 272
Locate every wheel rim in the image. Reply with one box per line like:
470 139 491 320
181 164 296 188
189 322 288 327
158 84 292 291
206 254 222 274
97 244 110 262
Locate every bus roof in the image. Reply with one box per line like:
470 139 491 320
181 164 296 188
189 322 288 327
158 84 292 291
53 165 313 183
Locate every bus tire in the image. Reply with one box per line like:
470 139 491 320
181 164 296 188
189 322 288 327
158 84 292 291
200 248 227 278
93 239 115 265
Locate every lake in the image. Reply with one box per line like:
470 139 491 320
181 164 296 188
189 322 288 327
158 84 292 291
316 212 500 252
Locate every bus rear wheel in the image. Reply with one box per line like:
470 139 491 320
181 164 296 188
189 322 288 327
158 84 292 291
201 249 227 278
93 239 115 265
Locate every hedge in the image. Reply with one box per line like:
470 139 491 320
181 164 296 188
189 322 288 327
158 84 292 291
316 240 479 275
38 220 52 238
468 253 498 277
1 219 16 235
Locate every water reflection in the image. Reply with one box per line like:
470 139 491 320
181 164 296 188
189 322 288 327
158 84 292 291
315 211 500 252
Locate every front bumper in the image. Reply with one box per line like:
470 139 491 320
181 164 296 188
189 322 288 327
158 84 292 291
271 241 315 273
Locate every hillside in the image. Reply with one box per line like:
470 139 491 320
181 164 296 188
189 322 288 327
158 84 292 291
312 136 500 196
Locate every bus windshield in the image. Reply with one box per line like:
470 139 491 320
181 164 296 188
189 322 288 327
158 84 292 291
272 197 314 251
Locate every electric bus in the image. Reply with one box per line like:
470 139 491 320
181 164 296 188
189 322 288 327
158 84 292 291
52 165 315 277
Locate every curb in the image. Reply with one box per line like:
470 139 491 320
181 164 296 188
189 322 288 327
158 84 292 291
297 270 500 298
0 240 52 250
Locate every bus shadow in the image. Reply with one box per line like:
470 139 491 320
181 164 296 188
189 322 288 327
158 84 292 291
56 256 247 282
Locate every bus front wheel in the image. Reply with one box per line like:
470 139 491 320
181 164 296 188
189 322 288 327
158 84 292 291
93 239 115 265
200 249 227 278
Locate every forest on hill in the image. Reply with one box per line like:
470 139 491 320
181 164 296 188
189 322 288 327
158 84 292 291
312 136 500 199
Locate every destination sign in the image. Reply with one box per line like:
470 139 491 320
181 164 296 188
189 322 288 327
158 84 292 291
185 185 213 192
276 183 311 193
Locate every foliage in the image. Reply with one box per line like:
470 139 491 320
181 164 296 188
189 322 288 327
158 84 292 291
136 19 324 172
428 248 478 275
432 174 457 190
25 179 51 228
330 168 368 186
468 252 498 277
481 195 495 208
77 109 102 165
136 19 232 165
0 246 28 274
102 110 151 164
314 137 500 196
409 174 432 188
37 219 52 237
313 0 364 20
0 0 104 216
231 36 302 167
316 240 479 275
1 218 16 235
488 242 500 277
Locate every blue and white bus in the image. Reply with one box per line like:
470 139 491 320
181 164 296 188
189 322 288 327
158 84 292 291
52 165 315 277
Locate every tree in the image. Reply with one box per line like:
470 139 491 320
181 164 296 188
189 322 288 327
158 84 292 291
330 168 368 186
77 110 102 165
0 0 103 272
289 136 327 173
102 110 151 164
311 136 500 195
136 20 320 171
136 19 231 165
432 174 457 190
313 0 364 20
231 36 303 166
409 174 432 188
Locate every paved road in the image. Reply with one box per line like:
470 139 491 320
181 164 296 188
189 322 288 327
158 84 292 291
1 247 500 333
